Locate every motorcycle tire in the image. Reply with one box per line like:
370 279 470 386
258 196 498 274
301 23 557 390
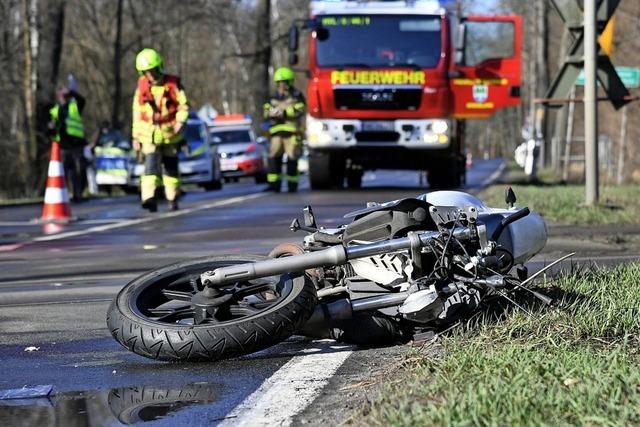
107 255 317 362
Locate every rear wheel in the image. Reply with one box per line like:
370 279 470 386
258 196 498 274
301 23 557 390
203 179 223 191
106 255 317 362
254 172 267 184
98 184 113 195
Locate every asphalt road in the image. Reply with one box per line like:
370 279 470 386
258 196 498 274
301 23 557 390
0 159 537 426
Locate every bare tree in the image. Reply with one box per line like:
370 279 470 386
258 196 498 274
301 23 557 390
21 0 38 174
253 0 272 126
111 0 123 128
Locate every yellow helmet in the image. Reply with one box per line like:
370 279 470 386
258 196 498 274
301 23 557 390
136 48 163 75
274 67 295 84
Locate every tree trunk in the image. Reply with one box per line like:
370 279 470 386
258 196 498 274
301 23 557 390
253 0 271 131
49 0 65 91
22 0 39 186
111 0 123 128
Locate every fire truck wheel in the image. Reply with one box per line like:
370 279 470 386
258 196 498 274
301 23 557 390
428 160 462 190
309 150 345 189
346 169 363 189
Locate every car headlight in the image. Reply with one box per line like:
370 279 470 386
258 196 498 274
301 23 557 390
431 120 449 134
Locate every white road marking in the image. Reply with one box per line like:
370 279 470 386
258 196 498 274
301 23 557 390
480 160 506 188
0 271 139 286
0 243 24 252
0 218 127 226
32 193 266 243
220 342 353 426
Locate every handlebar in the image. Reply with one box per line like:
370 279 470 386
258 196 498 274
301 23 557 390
490 207 530 242
202 227 471 287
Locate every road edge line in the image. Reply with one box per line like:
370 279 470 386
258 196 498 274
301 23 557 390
480 160 506 189
219 344 354 426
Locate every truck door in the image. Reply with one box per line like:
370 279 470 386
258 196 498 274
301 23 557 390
452 16 522 119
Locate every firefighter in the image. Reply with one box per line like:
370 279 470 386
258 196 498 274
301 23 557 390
264 67 306 193
48 87 87 202
132 48 189 212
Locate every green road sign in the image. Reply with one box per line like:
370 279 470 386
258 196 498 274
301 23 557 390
576 66 640 88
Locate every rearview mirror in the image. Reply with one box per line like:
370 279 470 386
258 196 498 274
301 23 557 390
256 136 268 145
455 22 466 65
288 52 299 66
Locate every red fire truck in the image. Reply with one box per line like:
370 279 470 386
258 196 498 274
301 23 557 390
287 0 521 189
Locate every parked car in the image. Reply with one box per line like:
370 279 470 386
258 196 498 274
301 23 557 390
209 115 268 184
130 113 223 191
94 129 136 194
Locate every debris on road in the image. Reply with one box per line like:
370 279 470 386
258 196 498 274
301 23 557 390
0 385 54 400
23 346 40 352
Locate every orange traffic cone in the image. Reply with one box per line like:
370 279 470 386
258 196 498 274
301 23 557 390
41 141 72 224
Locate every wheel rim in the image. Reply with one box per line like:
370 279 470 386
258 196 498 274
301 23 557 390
129 261 294 327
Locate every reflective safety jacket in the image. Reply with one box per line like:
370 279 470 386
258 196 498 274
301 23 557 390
132 74 189 145
49 99 85 143
263 89 305 135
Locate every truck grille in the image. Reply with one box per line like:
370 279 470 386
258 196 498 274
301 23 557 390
334 88 422 110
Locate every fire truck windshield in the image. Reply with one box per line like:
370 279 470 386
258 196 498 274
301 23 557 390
315 15 442 69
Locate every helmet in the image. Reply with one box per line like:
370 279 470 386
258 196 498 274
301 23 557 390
274 67 295 84
136 48 163 74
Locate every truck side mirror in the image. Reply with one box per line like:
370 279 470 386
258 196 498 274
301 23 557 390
288 25 299 52
455 22 466 65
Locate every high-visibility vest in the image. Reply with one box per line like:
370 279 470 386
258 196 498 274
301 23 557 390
132 74 189 145
263 89 305 135
49 99 85 139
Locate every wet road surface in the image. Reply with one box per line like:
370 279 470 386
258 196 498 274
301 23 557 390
0 159 577 426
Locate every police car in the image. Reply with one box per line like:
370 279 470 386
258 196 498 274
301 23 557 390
94 129 135 193
130 113 223 190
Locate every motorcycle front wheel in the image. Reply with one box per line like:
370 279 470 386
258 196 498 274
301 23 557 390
107 255 317 362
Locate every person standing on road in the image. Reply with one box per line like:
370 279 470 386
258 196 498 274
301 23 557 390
48 86 88 202
132 48 189 212
264 67 306 193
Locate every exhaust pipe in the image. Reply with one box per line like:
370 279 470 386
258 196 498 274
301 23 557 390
298 298 352 337
299 292 409 337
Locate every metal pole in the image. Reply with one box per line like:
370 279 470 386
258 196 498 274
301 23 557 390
562 87 576 182
584 0 599 205
616 105 628 185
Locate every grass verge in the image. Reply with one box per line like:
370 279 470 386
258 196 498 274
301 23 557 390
357 263 640 426
481 184 640 225
479 167 640 225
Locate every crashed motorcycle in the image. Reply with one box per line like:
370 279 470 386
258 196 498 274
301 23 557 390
107 190 548 362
